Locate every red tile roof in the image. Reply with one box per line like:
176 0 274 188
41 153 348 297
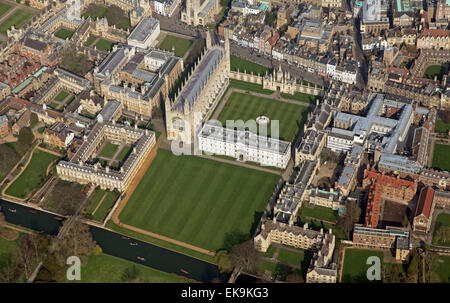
416 186 434 219
419 29 449 39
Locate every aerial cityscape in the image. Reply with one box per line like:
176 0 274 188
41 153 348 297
0 0 449 288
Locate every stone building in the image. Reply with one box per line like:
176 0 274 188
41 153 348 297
165 32 230 143
413 186 435 234
353 224 411 261
57 122 156 192
181 0 221 26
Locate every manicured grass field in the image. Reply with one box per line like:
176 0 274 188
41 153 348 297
0 234 20 270
106 221 217 264
54 28 74 40
95 39 115 52
66 95 75 105
64 253 193 283
341 248 384 283
435 256 450 282
81 5 107 20
0 10 33 34
48 102 59 110
119 149 280 252
277 248 307 266
99 142 119 158
92 191 119 222
158 35 193 58
432 144 450 172
54 90 69 102
85 35 97 46
423 65 445 81
229 79 273 95
263 246 276 258
116 17 130 30
217 92 309 142
86 188 106 215
5 149 59 199
432 213 450 247
230 55 272 76
435 119 450 134
117 146 132 162
300 205 338 223
0 2 11 18
280 92 322 104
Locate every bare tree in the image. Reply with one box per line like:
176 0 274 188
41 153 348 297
53 218 97 267
229 240 260 277
337 199 361 239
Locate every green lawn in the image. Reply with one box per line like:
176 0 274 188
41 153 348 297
280 92 322 104
229 79 273 95
5 149 59 199
260 260 302 279
217 92 309 142
95 39 115 52
119 149 280 252
435 256 450 282
117 146 132 162
0 10 33 34
277 248 308 267
99 142 119 158
48 102 59 110
54 90 69 102
81 5 107 20
85 35 97 46
432 213 450 247
86 188 106 215
300 205 338 223
116 17 130 30
66 95 75 105
0 233 20 270
63 253 193 283
263 246 276 258
432 144 450 172
0 2 11 18
435 119 450 134
230 55 272 76
158 35 193 58
423 65 445 81
92 191 119 222
106 220 217 264
54 28 74 40
341 248 384 283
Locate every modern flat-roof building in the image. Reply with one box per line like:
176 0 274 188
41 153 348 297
353 224 411 261
127 17 160 49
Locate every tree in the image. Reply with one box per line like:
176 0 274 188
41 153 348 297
337 199 361 240
406 250 419 279
230 240 260 277
285 273 304 283
216 250 233 273
264 11 276 27
17 126 34 154
52 219 97 267
104 5 127 27
121 265 141 282
440 110 450 124
424 252 441 283
30 113 38 128
16 234 49 280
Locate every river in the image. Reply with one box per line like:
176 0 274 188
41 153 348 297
0 199 220 283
